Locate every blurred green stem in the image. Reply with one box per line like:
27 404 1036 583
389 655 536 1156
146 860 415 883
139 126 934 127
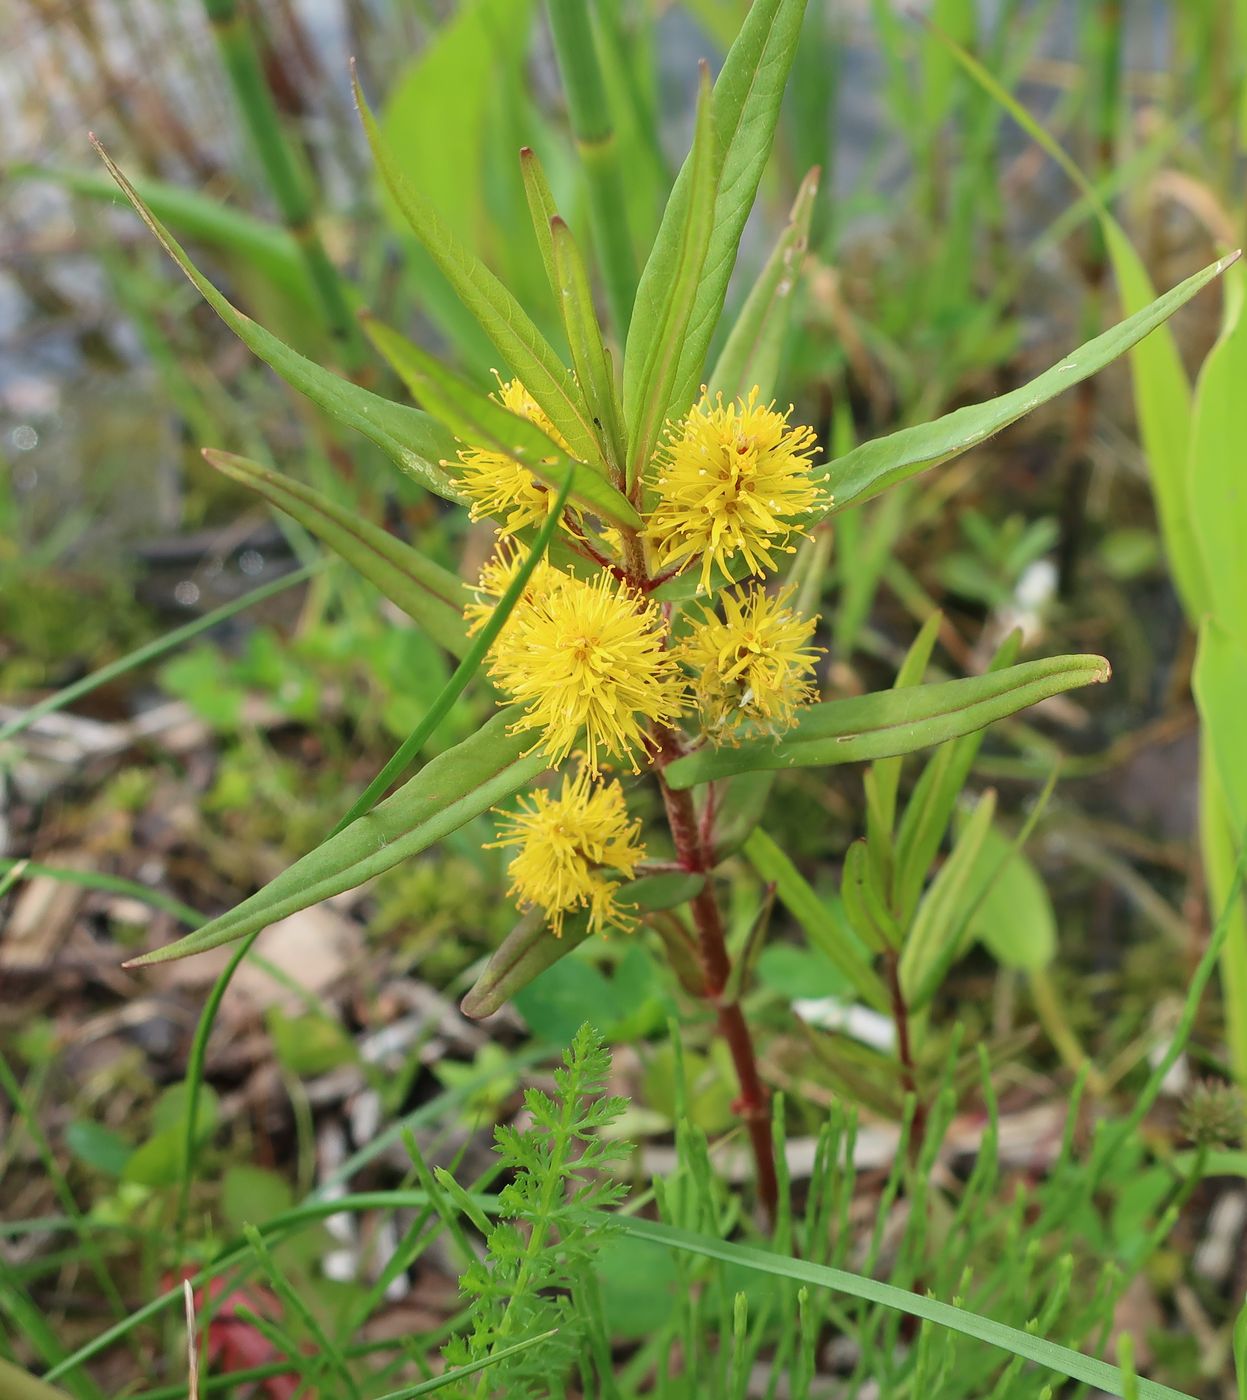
201 0 363 365
545 0 637 342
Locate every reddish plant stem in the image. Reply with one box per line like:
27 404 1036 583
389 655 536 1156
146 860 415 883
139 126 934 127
654 731 778 1221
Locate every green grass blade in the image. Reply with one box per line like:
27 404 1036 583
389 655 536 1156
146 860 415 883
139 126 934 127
361 314 640 528
203 451 469 656
546 0 636 340
125 712 548 965
200 0 363 361
11 165 315 310
352 71 603 470
822 253 1237 520
664 654 1110 786
923 19 1217 618
0 562 324 745
614 1217 1196 1399
92 139 460 499
708 166 820 403
373 1331 558 1398
624 63 719 489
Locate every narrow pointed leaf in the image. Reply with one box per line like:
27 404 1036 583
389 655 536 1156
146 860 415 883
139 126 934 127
92 139 461 500
15 164 316 310
624 65 720 487
709 166 820 403
519 146 561 305
462 867 706 1018
125 714 548 965
822 253 1237 518
462 910 595 1019
361 315 641 529
204 451 469 657
615 1217 1195 1400
353 74 604 470
551 216 625 474
743 828 889 1011
624 0 808 461
664 654 1110 787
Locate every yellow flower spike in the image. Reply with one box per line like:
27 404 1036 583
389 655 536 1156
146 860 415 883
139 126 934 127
490 768 646 936
486 568 685 775
464 537 566 636
683 583 823 742
646 386 828 594
455 377 572 536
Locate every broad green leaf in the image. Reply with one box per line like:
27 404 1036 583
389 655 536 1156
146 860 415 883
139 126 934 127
378 0 533 251
925 27 1215 617
203 451 470 657
899 788 996 1005
616 1216 1195 1400
742 828 889 1012
1190 261 1247 638
821 254 1237 519
1198 738 1247 1086
14 164 315 310
624 0 808 469
624 65 719 489
664 654 1110 787
126 713 548 965
708 166 820 403
92 140 460 500
361 315 641 530
626 871 707 911
1195 623 1247 834
354 75 604 471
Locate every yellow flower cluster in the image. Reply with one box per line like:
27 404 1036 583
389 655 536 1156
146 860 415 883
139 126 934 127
455 380 828 937
490 768 645 936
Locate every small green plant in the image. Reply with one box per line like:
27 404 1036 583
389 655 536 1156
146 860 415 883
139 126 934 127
94 0 1231 1224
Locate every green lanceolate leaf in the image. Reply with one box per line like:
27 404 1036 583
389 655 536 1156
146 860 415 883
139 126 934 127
708 166 820 403
462 910 595 1019
126 713 548 965
519 146 561 306
461 870 705 1019
92 139 460 500
821 253 1237 519
743 828 889 1011
624 64 720 489
664 654 1110 787
551 216 626 476
361 315 641 530
1190 260 1247 637
899 787 997 1006
353 73 604 471
203 451 470 657
624 0 808 471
